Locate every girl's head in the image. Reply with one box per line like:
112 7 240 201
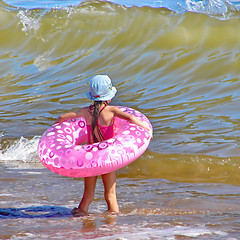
87 75 117 101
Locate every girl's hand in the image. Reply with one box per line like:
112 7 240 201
146 126 153 140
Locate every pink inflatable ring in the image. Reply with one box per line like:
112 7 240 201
38 106 152 178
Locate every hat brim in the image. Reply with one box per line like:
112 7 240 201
87 87 117 101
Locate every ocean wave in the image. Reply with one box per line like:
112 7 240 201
156 0 240 18
1 0 240 165
0 136 40 163
2 0 240 19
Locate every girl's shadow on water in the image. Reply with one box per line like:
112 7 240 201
0 206 72 219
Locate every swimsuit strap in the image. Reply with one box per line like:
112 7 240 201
97 103 107 124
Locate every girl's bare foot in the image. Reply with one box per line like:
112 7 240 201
71 207 88 217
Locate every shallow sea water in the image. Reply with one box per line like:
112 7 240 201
1 165 240 239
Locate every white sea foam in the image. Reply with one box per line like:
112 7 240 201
17 10 42 32
81 225 228 240
0 136 40 163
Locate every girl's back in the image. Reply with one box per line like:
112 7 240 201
87 103 115 144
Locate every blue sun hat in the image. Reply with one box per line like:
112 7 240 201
87 75 117 101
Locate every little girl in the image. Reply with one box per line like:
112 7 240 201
56 75 152 216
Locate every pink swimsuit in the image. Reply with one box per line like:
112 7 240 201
87 105 114 143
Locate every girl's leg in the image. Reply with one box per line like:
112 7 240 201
72 176 98 216
101 171 119 213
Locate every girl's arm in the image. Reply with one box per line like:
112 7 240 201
112 107 153 139
56 112 78 123
55 108 86 124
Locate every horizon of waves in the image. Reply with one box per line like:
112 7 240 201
2 0 240 19
1 1 240 184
